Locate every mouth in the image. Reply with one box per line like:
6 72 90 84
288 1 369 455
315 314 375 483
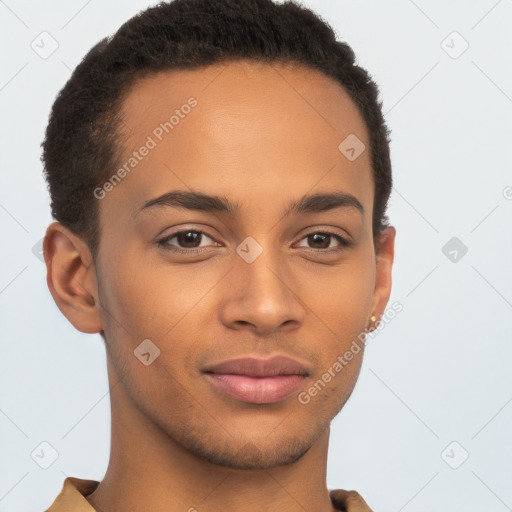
202 355 309 404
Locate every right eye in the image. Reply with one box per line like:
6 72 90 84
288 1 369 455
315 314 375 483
157 229 220 254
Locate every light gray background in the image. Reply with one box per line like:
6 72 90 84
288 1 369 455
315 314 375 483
1 1 511 511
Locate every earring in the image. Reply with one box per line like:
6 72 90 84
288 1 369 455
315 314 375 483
370 315 376 323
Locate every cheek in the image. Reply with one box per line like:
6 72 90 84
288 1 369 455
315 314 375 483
97 255 196 402
97 249 215 371
298 257 375 382
97 244 186 335
306 261 375 332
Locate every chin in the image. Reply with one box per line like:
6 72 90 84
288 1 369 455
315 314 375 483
195 439 312 470
177 422 324 470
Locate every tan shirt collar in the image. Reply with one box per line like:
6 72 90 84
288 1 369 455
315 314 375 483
46 476 373 512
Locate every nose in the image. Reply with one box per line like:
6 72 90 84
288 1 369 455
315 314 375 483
218 244 305 336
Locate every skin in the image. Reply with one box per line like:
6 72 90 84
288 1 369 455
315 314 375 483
44 60 395 512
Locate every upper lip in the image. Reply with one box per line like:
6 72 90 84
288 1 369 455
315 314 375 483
203 355 310 377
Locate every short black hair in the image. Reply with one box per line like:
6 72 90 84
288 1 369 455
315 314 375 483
41 0 392 260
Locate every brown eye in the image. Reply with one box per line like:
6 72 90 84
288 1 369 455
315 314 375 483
307 233 330 249
157 230 217 252
296 231 350 251
175 231 202 248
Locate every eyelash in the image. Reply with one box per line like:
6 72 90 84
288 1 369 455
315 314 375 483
156 229 352 255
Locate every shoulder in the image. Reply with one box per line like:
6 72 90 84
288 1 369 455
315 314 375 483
45 476 99 512
329 488 374 512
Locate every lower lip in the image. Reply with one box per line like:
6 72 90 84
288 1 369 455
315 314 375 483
205 373 305 404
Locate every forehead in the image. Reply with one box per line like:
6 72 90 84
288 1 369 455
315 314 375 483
104 60 373 219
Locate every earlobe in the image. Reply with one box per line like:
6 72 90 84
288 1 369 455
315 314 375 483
43 221 104 334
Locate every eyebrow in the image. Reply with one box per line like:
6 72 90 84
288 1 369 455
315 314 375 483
136 190 364 218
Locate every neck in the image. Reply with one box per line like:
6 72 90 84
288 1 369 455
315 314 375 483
86 359 339 512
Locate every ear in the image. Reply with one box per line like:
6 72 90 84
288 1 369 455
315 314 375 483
369 226 396 326
43 221 104 334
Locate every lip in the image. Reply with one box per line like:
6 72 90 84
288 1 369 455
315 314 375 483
203 355 310 404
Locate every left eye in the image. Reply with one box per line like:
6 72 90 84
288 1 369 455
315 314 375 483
295 232 350 251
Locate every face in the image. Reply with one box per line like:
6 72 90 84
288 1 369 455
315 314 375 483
84 61 394 469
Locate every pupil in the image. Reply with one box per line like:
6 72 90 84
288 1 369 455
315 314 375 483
178 231 200 248
310 233 329 249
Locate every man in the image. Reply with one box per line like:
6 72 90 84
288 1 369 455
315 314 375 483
42 0 395 510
